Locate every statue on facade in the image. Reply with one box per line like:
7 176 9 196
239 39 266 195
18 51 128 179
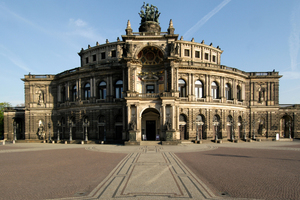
37 90 44 105
165 118 172 131
129 119 136 131
139 2 160 24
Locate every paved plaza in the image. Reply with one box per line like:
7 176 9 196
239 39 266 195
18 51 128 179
0 140 299 200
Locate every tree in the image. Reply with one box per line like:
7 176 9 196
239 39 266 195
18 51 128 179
0 102 12 139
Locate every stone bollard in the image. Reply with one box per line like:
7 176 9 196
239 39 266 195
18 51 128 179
13 140 15 144
2 140 5 145
65 141 68 144
81 141 84 145
43 140 46 143
52 141 55 144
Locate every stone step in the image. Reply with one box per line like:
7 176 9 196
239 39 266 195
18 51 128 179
140 141 161 146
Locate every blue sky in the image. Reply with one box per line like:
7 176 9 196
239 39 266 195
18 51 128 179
0 0 300 106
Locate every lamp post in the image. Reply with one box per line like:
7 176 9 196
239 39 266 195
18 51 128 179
287 121 292 139
103 120 106 142
83 120 89 142
48 122 51 142
237 121 241 140
243 119 247 140
252 120 256 140
57 121 61 141
69 120 73 141
13 121 17 141
213 117 219 141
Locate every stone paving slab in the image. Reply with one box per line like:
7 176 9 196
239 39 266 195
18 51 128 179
0 141 299 200
83 146 217 200
176 146 300 200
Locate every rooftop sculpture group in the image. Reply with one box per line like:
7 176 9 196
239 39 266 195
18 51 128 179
139 2 160 24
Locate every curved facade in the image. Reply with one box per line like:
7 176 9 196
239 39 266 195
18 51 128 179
4 13 300 143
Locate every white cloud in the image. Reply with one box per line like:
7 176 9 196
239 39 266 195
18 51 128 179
66 18 105 42
69 18 87 27
183 0 231 39
0 45 33 73
281 70 300 80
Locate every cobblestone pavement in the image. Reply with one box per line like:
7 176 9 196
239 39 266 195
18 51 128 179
0 140 299 200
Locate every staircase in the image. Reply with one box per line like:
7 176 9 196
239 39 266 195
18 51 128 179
140 141 161 146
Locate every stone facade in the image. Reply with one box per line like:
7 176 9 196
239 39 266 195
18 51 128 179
4 9 300 143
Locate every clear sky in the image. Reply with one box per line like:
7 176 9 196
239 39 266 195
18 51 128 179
0 0 300 106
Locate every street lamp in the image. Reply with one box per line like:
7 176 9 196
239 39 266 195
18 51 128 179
286 121 292 139
69 120 73 141
213 117 219 141
57 121 61 141
252 120 256 140
48 122 51 142
83 119 89 142
13 121 17 141
103 120 106 142
243 119 247 140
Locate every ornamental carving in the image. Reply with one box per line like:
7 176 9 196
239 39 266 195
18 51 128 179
138 47 163 65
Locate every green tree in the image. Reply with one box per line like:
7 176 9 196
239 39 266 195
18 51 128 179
0 102 12 139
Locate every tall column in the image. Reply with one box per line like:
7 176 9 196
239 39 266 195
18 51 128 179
164 69 167 92
106 76 110 97
58 85 61 102
188 73 191 96
93 77 96 98
176 106 179 131
67 82 70 101
162 104 166 126
110 76 113 97
76 80 79 99
90 77 93 97
171 67 174 91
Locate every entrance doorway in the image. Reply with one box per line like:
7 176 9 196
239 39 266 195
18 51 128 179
146 120 156 140
141 108 160 141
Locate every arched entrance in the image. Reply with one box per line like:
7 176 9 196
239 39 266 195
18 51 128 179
179 114 188 140
141 108 160 141
196 115 205 139
281 115 293 138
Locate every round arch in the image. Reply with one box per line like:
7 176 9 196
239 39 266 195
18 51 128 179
141 108 160 141
136 46 164 65
134 45 165 60
280 115 293 138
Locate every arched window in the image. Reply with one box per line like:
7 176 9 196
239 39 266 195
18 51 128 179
237 85 242 101
211 81 219 99
84 83 91 100
71 85 77 101
225 83 231 100
195 80 203 98
115 80 123 98
98 81 107 99
178 79 186 97
61 86 65 103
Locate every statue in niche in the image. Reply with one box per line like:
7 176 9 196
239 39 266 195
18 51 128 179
257 86 265 102
37 120 45 139
129 119 136 131
37 90 44 105
165 118 172 131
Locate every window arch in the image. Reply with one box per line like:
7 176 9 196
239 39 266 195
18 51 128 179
98 81 107 99
84 83 91 100
195 80 203 98
225 83 231 100
115 80 123 98
237 85 242 101
211 81 219 99
178 79 186 97
71 85 77 101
